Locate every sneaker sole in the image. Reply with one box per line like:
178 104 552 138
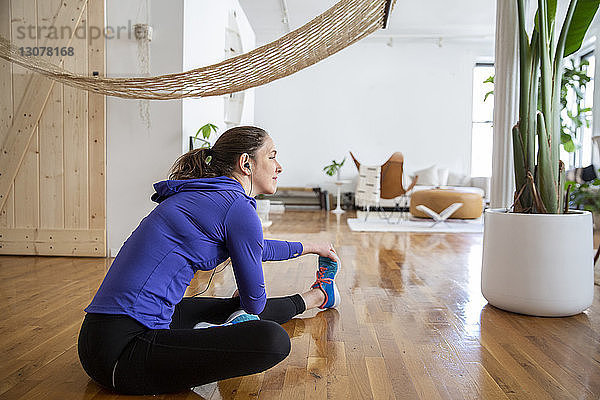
194 310 258 329
193 321 217 329
225 310 248 324
330 258 341 308
331 281 341 308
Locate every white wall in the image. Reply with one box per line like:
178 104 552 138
182 0 255 152
106 0 184 256
106 0 256 256
254 38 494 194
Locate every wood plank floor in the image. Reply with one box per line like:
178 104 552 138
1 210 599 399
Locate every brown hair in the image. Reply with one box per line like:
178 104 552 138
169 126 269 180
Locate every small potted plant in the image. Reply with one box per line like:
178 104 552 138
323 157 346 181
190 123 218 150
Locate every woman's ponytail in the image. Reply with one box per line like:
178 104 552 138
168 126 268 180
168 148 211 180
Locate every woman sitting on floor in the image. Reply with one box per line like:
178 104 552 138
77 126 341 395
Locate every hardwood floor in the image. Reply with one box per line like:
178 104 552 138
0 210 599 399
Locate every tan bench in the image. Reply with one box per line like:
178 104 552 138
410 189 483 219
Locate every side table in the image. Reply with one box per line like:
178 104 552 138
332 180 352 214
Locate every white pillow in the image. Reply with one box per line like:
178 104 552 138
413 165 439 186
437 168 449 186
447 171 471 186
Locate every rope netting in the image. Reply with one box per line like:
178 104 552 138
0 0 395 100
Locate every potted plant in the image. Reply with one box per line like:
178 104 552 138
481 0 599 317
190 123 218 150
323 157 346 181
567 172 600 229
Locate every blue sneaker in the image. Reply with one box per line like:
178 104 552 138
311 256 341 309
193 310 259 329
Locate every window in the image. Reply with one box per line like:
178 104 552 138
579 51 594 168
560 50 594 169
471 63 494 177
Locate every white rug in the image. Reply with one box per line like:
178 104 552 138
347 216 484 233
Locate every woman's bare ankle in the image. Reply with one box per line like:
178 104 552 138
300 288 325 310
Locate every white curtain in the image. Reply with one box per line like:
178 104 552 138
490 0 520 208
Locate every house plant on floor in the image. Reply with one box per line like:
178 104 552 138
481 0 600 316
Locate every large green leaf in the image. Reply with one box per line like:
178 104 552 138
564 0 600 56
534 0 558 34
484 91 494 102
563 138 576 152
512 124 531 211
537 112 559 213
538 0 554 173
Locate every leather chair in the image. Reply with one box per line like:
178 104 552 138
349 151 418 199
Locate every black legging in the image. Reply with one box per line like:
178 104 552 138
77 295 306 395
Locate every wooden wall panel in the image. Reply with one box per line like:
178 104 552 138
1 228 104 256
38 0 65 229
10 0 38 229
13 127 39 228
63 5 89 230
39 84 64 229
87 0 105 232
10 0 36 108
0 0 86 213
0 0 12 140
37 0 61 26
0 0 14 229
0 0 106 256
0 184 15 228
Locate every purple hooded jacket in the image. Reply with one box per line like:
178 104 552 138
85 176 303 329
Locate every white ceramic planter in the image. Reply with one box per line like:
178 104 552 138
481 208 594 317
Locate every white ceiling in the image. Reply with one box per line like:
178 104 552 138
238 0 497 45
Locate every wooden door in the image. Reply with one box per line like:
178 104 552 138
0 0 106 257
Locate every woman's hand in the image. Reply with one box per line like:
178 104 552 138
302 242 339 262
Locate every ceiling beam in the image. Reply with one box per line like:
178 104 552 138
383 0 393 29
279 0 291 33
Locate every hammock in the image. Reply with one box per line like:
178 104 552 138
0 0 395 100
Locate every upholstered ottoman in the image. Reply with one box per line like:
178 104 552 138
410 189 483 219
